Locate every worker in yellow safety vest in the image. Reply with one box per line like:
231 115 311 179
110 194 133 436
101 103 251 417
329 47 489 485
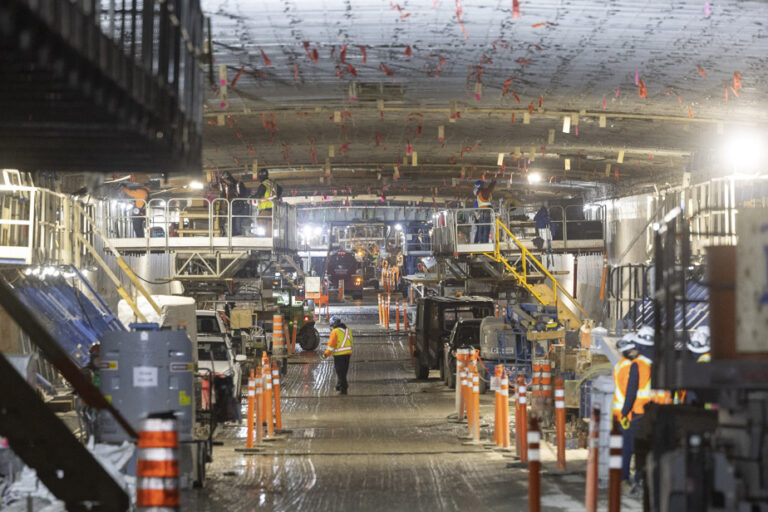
251 169 282 237
322 316 353 395
614 334 653 485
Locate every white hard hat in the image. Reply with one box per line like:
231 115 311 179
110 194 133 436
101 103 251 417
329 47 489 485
686 325 710 354
616 334 637 354
633 325 655 346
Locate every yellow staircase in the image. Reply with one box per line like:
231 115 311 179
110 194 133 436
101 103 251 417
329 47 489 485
478 219 589 329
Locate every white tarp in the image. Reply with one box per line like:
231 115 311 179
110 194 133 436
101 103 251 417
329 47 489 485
117 295 197 351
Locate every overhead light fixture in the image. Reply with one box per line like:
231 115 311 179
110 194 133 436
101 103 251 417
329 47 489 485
189 181 204 190
722 131 765 177
394 224 403 231
527 172 543 184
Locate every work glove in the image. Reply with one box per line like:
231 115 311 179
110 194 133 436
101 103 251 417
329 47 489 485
620 416 630 430
321 353 327 360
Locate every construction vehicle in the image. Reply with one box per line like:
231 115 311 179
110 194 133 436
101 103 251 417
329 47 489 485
411 296 494 379
326 251 365 300
279 301 320 351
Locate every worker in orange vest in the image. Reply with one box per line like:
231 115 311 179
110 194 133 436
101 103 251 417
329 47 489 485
322 316 353 395
121 184 150 237
614 333 653 487
472 179 496 243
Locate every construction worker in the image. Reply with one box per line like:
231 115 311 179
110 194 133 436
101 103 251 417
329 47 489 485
121 184 150 237
687 325 710 363
472 179 496 243
221 173 250 236
614 333 653 488
633 325 655 361
322 316 353 395
252 169 282 237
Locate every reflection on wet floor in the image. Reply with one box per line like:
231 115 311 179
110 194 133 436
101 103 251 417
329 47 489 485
182 308 641 512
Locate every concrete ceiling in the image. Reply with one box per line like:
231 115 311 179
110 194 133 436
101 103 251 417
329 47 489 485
201 0 768 204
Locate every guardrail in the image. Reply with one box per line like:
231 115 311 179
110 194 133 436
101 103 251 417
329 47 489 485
0 185 97 266
434 205 605 256
102 197 297 251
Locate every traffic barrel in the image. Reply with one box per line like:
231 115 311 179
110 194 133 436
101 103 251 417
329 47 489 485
608 418 623 512
271 360 283 432
527 416 541 512
554 377 566 471
585 406 600 512
136 414 179 510
532 361 543 399
541 362 552 400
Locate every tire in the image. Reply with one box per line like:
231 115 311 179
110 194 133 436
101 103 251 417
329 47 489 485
298 327 320 351
446 357 457 389
439 356 445 382
414 354 430 380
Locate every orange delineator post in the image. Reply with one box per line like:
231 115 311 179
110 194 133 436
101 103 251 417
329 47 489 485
261 353 270 421
495 301 500 317
255 368 264 443
264 363 275 438
271 361 283 432
136 416 179 510
494 365 503 446
403 304 408 331
609 418 623 512
396 300 401 331
585 406 600 512
378 294 382 325
501 371 510 448
527 416 541 512
246 371 256 448
555 377 566 470
386 294 391 329
470 366 480 442
518 375 528 462
455 349 467 420
290 315 299 354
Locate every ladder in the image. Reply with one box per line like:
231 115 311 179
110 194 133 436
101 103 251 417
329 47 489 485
478 218 590 328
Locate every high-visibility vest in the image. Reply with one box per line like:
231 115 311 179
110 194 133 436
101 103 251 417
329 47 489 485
633 355 653 416
258 179 277 210
697 352 711 363
476 190 492 208
612 357 633 420
330 327 353 356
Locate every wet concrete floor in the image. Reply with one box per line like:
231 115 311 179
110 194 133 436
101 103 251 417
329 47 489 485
182 305 641 511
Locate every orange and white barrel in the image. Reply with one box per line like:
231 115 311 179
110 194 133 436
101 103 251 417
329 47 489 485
137 416 179 510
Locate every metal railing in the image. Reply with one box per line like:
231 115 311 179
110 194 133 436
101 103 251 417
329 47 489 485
101 197 298 251
434 205 605 256
0 185 97 267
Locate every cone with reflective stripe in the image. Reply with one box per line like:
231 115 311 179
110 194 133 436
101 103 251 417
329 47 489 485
554 377 566 471
137 414 179 510
608 418 623 512
236 370 264 453
527 416 541 512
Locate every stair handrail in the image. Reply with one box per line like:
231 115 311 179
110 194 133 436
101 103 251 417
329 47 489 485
494 219 590 321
